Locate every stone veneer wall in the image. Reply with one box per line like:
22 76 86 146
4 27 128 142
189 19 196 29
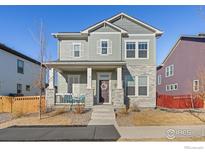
85 89 94 108
45 88 55 111
112 88 124 108
123 65 156 108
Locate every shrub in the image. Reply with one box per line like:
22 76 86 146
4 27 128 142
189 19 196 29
73 104 85 114
131 103 140 112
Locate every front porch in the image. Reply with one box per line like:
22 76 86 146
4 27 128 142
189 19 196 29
44 61 126 110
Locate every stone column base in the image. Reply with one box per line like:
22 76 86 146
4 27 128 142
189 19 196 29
45 88 55 112
85 89 94 108
112 89 124 108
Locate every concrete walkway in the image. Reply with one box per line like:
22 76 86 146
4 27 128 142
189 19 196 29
117 125 205 139
88 105 117 125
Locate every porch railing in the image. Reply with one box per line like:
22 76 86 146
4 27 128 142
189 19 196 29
55 93 85 104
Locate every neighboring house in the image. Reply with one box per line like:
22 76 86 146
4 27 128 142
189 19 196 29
45 13 163 108
157 34 205 96
0 43 45 96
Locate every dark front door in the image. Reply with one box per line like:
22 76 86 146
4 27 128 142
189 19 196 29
99 80 109 103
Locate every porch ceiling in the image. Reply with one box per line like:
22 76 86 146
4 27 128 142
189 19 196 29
44 60 126 72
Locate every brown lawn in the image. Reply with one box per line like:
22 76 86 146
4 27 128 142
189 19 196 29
116 108 205 126
0 109 92 129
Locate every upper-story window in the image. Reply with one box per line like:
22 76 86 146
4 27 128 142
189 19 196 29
17 59 24 74
125 40 149 59
73 43 81 57
126 42 135 58
165 64 174 77
138 42 148 58
157 75 162 85
97 39 112 55
101 40 108 55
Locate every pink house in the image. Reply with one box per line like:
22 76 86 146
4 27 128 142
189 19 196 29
157 34 205 96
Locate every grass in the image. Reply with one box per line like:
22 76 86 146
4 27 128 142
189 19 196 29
116 108 205 126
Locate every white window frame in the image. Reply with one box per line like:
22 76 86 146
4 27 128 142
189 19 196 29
72 43 81 58
193 80 199 92
125 40 149 59
136 75 149 97
100 39 109 55
157 75 162 85
166 83 178 91
165 64 174 77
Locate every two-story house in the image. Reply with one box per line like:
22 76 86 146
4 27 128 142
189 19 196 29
45 13 163 109
0 43 45 96
157 34 205 96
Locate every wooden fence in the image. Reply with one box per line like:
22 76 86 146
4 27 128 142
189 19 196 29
0 96 45 114
157 94 204 109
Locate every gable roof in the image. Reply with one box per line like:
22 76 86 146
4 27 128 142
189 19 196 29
81 20 128 34
0 43 41 65
159 34 205 68
107 13 163 36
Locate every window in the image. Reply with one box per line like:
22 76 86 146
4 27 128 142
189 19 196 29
157 75 162 85
126 42 135 58
165 64 174 77
17 60 24 74
101 40 108 54
17 83 22 94
26 85 30 91
138 76 148 96
166 83 178 91
73 43 81 57
138 42 148 58
125 75 135 96
193 80 199 92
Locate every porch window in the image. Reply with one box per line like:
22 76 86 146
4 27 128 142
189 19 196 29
73 43 81 57
126 42 135 58
67 75 80 97
101 40 108 54
125 75 135 96
138 42 148 58
138 76 148 96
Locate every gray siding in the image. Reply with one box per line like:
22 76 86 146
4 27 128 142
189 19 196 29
88 33 122 61
91 25 117 32
112 16 154 34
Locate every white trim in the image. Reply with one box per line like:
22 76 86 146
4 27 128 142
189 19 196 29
124 39 149 59
72 42 81 58
97 72 112 105
165 83 178 91
81 20 127 34
107 13 163 35
157 74 162 85
90 32 121 34
193 80 199 92
165 64 174 77
128 34 155 36
135 75 149 97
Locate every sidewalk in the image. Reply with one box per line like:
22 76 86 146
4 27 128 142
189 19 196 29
117 125 205 139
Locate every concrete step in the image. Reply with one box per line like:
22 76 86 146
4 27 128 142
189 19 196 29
88 119 117 125
92 108 114 112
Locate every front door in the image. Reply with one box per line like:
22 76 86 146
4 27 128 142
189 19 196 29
99 80 109 103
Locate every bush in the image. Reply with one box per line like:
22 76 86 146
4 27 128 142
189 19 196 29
73 104 85 114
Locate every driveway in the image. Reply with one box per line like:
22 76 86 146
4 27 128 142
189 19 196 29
0 125 121 141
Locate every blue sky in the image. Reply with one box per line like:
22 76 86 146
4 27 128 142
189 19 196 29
0 5 205 64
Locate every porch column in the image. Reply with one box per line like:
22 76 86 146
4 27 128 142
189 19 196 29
117 67 122 89
48 68 55 89
87 67 92 89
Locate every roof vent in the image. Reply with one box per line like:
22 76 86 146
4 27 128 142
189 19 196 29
198 33 205 37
